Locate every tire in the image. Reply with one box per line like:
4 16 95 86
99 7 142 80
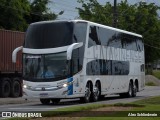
91 82 100 102
40 99 50 105
126 82 132 97
11 80 21 97
132 83 137 97
99 95 105 100
119 81 137 98
80 82 91 103
0 78 11 98
51 99 60 104
119 93 127 98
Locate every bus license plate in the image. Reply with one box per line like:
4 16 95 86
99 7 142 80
39 93 49 98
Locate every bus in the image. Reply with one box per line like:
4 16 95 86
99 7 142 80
12 20 145 104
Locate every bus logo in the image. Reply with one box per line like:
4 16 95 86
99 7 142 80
41 87 45 91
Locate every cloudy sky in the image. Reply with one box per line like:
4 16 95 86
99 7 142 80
48 0 160 20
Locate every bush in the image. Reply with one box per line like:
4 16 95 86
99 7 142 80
152 70 160 79
145 82 156 86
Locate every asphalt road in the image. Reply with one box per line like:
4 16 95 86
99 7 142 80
0 86 160 113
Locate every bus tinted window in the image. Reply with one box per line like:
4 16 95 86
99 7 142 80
71 49 83 74
86 60 129 75
24 21 74 49
112 61 129 75
88 26 101 47
73 22 87 74
98 27 114 46
88 25 143 51
107 32 122 48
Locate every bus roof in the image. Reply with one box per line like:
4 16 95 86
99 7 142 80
30 20 142 38
72 20 142 38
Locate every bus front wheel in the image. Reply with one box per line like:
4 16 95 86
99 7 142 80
40 98 50 105
51 99 60 104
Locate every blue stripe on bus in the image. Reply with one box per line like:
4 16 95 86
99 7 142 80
67 77 73 95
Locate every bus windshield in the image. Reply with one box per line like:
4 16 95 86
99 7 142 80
23 52 70 81
24 22 74 49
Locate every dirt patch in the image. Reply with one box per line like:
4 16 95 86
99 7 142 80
145 75 160 86
91 106 132 111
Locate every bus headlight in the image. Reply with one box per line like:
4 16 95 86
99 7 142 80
23 84 32 90
62 81 74 88
63 83 68 88
23 84 27 89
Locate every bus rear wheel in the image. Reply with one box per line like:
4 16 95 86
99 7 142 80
119 81 137 98
127 82 132 97
40 98 50 105
132 83 137 97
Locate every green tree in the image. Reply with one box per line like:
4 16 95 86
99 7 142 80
29 0 57 23
77 0 160 64
0 0 30 31
0 0 59 31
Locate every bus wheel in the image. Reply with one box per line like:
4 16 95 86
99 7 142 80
0 78 11 97
99 95 105 100
92 82 100 102
80 82 91 103
127 82 133 97
119 93 126 98
132 83 137 97
51 99 60 104
120 82 136 98
40 98 50 105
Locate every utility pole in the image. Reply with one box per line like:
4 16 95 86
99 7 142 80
113 0 117 28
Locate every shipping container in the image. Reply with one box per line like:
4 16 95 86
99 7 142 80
0 29 24 98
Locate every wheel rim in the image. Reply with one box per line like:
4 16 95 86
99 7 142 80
133 84 137 96
129 84 132 96
85 86 91 101
94 85 100 100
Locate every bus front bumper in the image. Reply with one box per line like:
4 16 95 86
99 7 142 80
23 87 69 99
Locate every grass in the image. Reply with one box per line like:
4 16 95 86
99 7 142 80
82 96 160 120
6 96 160 120
132 96 160 105
113 103 145 107
6 104 109 120
42 104 109 117
145 82 156 86
152 70 160 79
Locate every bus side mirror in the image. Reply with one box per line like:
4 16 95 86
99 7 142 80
12 46 23 63
67 42 83 60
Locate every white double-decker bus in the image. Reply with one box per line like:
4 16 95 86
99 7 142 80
12 20 145 104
